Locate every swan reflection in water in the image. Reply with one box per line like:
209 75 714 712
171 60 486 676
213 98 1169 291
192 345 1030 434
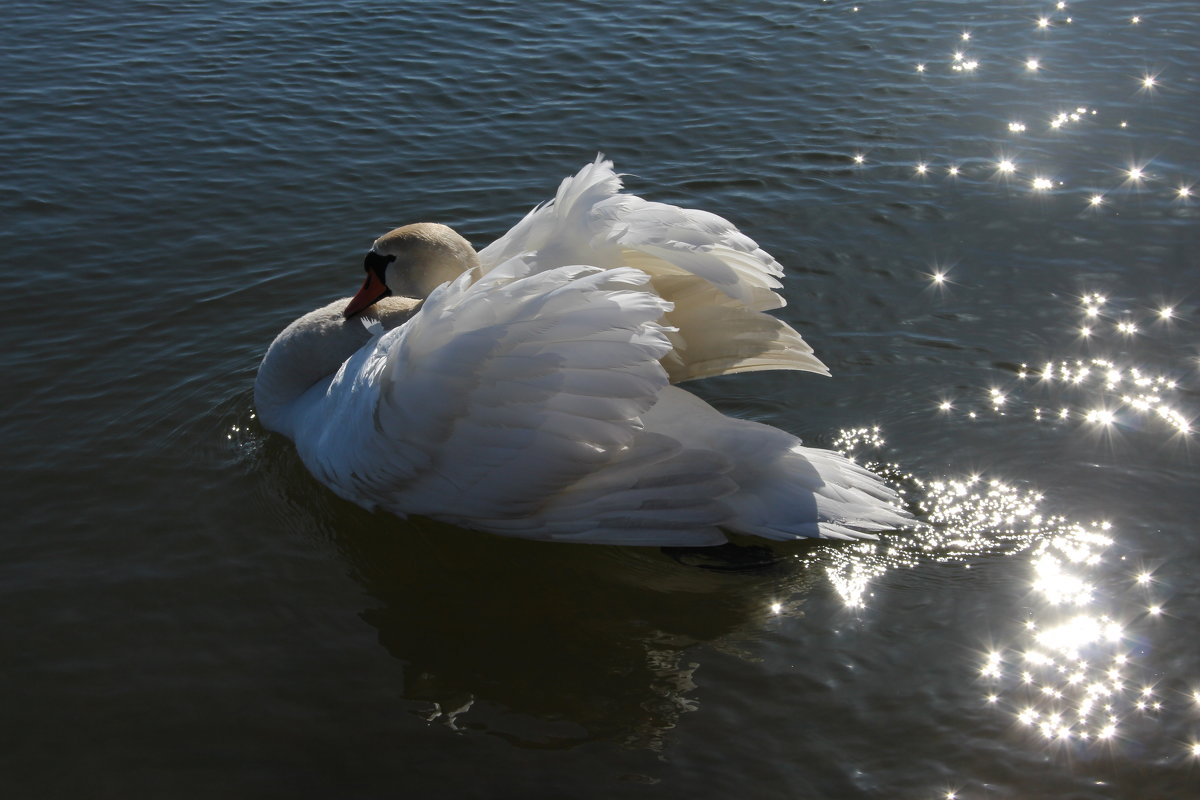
246 430 824 749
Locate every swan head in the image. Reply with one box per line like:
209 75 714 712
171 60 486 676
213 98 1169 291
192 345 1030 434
345 223 480 317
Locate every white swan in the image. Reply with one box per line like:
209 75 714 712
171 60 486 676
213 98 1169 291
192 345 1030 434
254 157 909 545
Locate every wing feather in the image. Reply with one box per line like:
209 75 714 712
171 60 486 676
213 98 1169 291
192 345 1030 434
324 261 705 527
476 155 827 383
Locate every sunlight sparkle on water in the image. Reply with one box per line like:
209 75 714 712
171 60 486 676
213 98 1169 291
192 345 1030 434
1035 616 1122 655
884 20 1194 208
882 279 1198 749
821 0 1200 733
935 295 1193 438
985 524 1179 748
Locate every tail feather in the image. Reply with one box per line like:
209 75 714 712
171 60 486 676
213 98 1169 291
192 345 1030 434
641 387 911 542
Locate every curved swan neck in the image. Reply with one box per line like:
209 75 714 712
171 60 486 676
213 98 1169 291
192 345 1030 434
255 296 424 434
254 300 372 435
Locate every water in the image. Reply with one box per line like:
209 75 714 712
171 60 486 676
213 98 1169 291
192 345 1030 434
3 0 1198 796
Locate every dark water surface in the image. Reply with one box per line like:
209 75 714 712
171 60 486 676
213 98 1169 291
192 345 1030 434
3 1 1198 797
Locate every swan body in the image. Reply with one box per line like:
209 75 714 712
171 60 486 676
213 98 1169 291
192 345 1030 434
255 158 908 545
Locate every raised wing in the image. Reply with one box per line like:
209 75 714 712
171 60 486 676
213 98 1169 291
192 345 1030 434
477 156 828 383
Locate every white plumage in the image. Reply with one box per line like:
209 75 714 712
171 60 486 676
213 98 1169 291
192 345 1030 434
254 157 909 545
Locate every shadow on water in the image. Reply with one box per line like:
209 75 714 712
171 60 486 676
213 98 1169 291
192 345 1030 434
348 524 799 751
226 395 829 750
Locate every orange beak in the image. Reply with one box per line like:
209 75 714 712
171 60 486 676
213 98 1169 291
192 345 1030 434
344 268 391 317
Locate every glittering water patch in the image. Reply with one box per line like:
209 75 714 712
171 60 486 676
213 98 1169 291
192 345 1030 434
809 426 1198 764
823 1 1196 206
930 292 1193 440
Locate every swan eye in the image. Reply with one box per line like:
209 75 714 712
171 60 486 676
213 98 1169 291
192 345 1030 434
363 251 395 275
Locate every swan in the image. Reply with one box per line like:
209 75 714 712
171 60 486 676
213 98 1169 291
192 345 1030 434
254 157 910 545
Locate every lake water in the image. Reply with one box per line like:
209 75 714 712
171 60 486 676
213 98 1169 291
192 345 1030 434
3 0 1198 796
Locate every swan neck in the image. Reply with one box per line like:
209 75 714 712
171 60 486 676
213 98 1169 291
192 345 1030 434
254 301 372 434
